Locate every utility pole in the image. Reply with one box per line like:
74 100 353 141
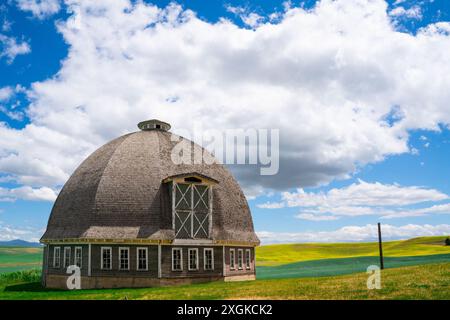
377 222 384 270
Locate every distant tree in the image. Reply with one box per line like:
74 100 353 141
446 237 450 246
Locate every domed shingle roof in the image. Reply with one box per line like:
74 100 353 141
41 127 259 245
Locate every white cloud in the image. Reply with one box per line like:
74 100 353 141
0 223 43 242
0 105 24 121
2 19 12 32
0 34 30 63
0 85 26 121
258 201 286 209
296 213 339 221
225 5 264 28
257 223 450 243
277 180 448 207
389 5 422 20
241 13 264 28
0 185 58 201
260 180 449 220
381 203 450 219
0 86 13 101
225 5 245 15
0 0 450 198
16 0 61 19
295 205 377 221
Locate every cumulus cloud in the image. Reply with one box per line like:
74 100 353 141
389 5 422 20
0 185 58 201
226 5 264 28
281 180 448 207
0 86 13 101
259 180 450 220
257 223 450 244
0 85 27 121
0 0 450 199
0 223 43 242
0 34 30 63
16 0 61 19
296 213 339 221
381 203 450 219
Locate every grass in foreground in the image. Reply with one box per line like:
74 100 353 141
0 263 449 300
256 236 450 266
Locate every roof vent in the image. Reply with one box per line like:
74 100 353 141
138 119 171 131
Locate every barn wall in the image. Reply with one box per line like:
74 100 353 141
160 245 223 278
45 243 256 284
90 244 159 277
223 246 255 277
47 244 89 276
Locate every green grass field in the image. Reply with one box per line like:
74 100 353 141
0 247 42 274
256 236 450 279
0 263 448 299
256 236 450 266
0 236 448 299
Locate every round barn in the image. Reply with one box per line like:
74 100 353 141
40 119 260 289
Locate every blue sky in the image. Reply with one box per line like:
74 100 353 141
0 0 449 243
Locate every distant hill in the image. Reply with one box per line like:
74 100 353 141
256 236 450 266
0 239 42 247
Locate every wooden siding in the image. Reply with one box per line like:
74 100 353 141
90 245 158 278
47 244 89 276
45 244 256 280
223 246 255 276
160 245 223 278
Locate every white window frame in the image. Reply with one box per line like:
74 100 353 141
172 247 183 271
63 247 71 268
245 249 251 269
119 247 130 271
74 246 82 268
238 249 243 270
101 247 112 270
53 246 61 268
188 248 199 271
136 247 148 271
204 248 214 271
229 249 235 270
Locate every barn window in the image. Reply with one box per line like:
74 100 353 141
101 247 112 270
237 249 243 270
173 182 211 239
229 249 235 270
245 249 251 269
204 248 214 270
188 248 198 271
172 248 183 271
119 247 130 270
74 247 82 268
53 247 61 268
137 247 148 271
63 247 71 268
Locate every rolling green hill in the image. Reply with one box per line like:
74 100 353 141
256 236 450 266
0 236 448 276
0 247 43 274
0 236 448 299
